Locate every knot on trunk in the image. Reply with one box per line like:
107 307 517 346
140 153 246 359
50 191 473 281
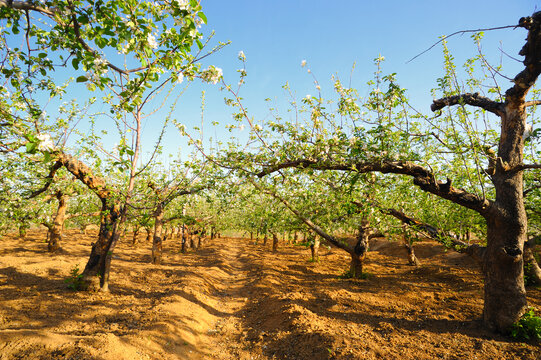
503 245 523 260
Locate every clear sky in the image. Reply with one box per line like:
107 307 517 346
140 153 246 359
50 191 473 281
134 0 539 161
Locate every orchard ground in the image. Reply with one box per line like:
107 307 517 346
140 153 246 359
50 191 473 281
0 229 539 360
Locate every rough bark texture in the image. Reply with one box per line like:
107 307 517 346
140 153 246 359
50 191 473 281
81 200 120 291
47 191 69 253
55 152 120 292
348 222 370 278
477 13 541 331
272 233 279 252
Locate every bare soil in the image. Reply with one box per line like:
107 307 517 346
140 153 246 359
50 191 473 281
0 229 539 359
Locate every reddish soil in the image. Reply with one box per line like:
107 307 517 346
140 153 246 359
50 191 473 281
0 229 539 359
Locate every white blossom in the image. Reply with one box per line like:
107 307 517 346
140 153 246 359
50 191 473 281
147 33 158 49
238 50 246 61
523 123 534 140
36 134 55 152
93 57 107 67
301 59 307 67
202 66 223 84
174 0 189 10
177 72 184 84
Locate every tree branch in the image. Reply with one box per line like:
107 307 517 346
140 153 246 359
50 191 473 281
431 93 504 116
257 159 492 216
381 207 486 266
525 99 541 107
0 0 57 17
247 177 352 253
504 12 541 103
55 151 110 201
27 160 62 199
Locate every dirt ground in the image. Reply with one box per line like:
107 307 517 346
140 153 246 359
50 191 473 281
0 229 539 360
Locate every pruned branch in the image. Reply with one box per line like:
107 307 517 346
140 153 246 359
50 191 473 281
256 159 492 216
506 12 541 102
511 163 541 172
431 93 504 116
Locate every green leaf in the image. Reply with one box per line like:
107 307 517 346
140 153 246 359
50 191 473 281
76 76 88 83
25 142 37 154
197 12 207 24
196 39 203 50
72 58 80 70
43 151 51 162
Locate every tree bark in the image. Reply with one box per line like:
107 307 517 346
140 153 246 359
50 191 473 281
48 191 69 253
310 235 320 262
132 226 140 246
81 199 120 291
348 222 370 278
190 230 197 249
272 232 279 252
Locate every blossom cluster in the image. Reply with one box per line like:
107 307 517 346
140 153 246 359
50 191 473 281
37 134 55 152
201 65 223 84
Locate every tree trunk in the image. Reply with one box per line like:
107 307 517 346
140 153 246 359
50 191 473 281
81 201 120 291
132 226 140 246
349 222 370 278
524 239 541 285
18 224 27 239
190 231 197 249
263 233 268 246
293 231 298 244
181 224 187 253
404 240 420 266
145 227 152 242
272 232 279 252
401 224 420 266
48 192 69 253
152 204 165 265
310 236 320 262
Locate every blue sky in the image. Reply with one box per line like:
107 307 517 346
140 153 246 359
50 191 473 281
118 1 541 161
